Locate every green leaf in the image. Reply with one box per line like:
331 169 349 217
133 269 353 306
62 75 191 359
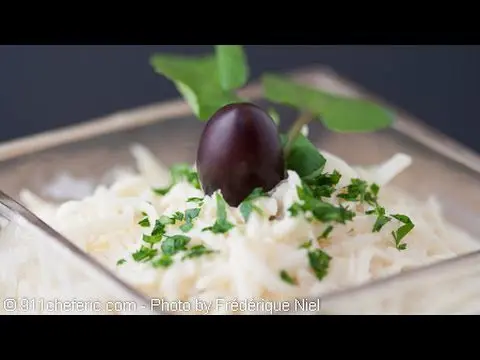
182 245 216 260
132 246 158 262
152 186 171 196
180 223 194 233
372 215 391 232
172 212 185 222
239 202 253 222
151 219 167 237
202 220 235 234
159 215 175 225
303 170 341 199
299 240 312 249
392 223 414 250
319 225 334 239
170 164 201 189
370 183 380 197
186 197 204 204
262 74 393 133
279 270 297 285
150 54 242 120
280 134 326 179
138 217 150 227
391 214 414 251
391 214 412 224
337 178 369 202
239 187 267 222
152 255 173 268
184 208 201 223
215 45 249 91
308 249 332 281
142 233 162 245
153 164 201 197
244 187 267 201
202 193 235 234
179 208 201 233
290 185 356 224
161 235 191 256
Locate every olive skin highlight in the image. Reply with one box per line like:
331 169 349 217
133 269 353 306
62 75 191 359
196 102 286 207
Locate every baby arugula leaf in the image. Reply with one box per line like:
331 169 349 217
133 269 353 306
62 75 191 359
262 74 393 133
215 45 249 91
150 54 242 121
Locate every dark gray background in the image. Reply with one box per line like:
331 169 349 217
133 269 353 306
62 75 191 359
0 45 479 151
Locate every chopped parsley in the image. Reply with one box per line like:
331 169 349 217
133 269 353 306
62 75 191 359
185 208 201 221
153 163 201 196
116 259 126 266
152 254 173 268
338 178 415 251
132 246 158 262
158 215 175 225
187 197 204 205
370 206 391 232
141 218 166 244
171 212 185 222
239 187 267 222
319 225 334 239
370 183 380 198
308 249 332 281
180 208 201 233
289 185 355 224
155 212 186 228
280 270 297 285
297 240 331 281
391 214 415 250
303 169 342 199
142 233 162 245
179 223 194 233
151 219 167 236
182 244 216 260
141 218 168 245
138 217 150 227
170 163 201 189
299 240 312 249
338 178 375 204
161 235 191 256
203 193 235 234
152 187 171 196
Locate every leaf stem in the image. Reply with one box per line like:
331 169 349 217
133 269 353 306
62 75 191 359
283 111 313 157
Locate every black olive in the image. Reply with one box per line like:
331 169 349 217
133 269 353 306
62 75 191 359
196 102 286 207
